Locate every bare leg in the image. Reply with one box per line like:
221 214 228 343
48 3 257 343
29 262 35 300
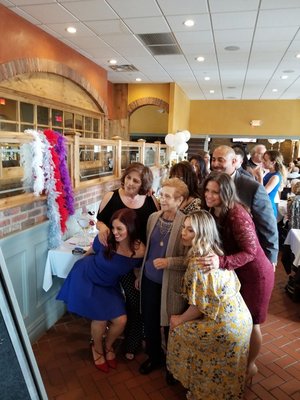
105 314 127 360
91 320 107 366
247 324 261 378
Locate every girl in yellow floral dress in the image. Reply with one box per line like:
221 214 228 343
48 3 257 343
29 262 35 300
167 210 252 400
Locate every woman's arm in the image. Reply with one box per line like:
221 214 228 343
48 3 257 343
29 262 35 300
264 175 280 194
96 191 114 245
170 305 202 330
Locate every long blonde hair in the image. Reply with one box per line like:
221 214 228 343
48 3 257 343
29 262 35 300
187 210 223 257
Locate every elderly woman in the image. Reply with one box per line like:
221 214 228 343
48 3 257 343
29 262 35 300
96 162 159 360
138 178 189 377
167 211 252 400
169 161 202 214
200 172 274 382
57 209 145 373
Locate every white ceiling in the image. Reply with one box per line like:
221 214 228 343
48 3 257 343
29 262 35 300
3 0 300 100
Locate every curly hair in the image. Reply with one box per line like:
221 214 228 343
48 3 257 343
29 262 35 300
120 162 153 195
187 210 224 257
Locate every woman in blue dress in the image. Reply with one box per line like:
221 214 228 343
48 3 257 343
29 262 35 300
57 208 145 373
260 150 286 217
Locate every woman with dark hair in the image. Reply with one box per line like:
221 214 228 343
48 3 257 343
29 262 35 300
96 162 159 360
200 172 274 382
188 154 207 185
169 161 201 214
57 208 145 373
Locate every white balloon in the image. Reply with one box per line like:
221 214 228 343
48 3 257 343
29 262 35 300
174 131 186 145
165 133 174 147
182 130 191 142
268 139 277 144
175 142 188 154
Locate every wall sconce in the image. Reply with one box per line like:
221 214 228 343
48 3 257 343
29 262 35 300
250 120 262 127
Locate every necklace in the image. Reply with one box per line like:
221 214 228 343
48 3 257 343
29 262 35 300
158 217 173 247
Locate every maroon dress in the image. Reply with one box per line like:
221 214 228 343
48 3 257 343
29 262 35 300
218 203 274 324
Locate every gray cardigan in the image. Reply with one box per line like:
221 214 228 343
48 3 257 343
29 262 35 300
139 210 188 326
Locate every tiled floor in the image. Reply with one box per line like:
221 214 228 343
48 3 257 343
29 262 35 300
33 260 300 400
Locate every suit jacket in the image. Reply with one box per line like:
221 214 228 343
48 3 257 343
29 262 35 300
234 169 278 263
139 210 188 326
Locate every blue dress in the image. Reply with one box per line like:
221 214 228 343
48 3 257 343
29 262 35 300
263 171 282 217
56 236 143 320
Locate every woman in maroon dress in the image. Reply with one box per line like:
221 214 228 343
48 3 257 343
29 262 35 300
200 172 275 382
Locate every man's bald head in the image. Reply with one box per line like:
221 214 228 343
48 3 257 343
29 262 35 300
212 145 237 175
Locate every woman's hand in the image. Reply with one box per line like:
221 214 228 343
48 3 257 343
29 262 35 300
197 254 220 273
153 258 168 269
170 314 183 330
97 222 110 246
134 277 140 290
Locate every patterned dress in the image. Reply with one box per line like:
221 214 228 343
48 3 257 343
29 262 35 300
167 258 252 400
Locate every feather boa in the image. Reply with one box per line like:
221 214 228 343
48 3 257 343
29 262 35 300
20 129 75 249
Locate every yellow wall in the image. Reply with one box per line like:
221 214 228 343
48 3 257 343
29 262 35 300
168 83 190 133
189 100 300 137
129 105 168 133
128 84 170 104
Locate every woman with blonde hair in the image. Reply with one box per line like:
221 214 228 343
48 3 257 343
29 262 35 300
167 210 252 399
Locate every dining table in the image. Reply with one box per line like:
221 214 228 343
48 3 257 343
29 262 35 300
42 234 94 292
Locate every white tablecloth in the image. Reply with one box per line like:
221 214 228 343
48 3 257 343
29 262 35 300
42 236 92 292
284 229 300 267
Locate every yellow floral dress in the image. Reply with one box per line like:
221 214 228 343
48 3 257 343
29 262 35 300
167 258 252 400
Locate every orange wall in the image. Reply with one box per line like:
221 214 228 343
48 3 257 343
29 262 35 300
189 100 300 137
0 5 111 115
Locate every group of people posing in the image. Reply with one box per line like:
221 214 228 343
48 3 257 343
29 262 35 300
57 144 279 400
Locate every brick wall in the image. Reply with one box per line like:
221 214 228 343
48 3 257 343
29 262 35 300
0 179 120 239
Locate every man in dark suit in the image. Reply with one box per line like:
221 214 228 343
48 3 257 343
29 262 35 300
211 145 278 264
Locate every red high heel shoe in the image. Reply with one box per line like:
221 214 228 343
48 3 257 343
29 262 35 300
105 348 117 369
92 347 109 373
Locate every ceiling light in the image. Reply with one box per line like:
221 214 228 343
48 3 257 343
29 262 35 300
227 86 236 89
135 78 142 82
184 19 195 27
66 26 77 34
283 69 294 73
196 56 205 62
281 75 288 80
204 76 210 81
109 59 117 65
224 45 240 51
296 53 300 59
209 90 215 94
272 89 278 92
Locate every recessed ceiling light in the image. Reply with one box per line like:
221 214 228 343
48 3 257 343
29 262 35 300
296 53 300 59
209 90 215 94
184 19 195 27
66 26 77 34
109 59 117 65
204 76 210 81
281 75 288 80
272 88 278 92
135 78 142 82
224 45 240 51
196 56 205 62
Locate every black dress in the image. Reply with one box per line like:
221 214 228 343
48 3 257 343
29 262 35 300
97 189 158 354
